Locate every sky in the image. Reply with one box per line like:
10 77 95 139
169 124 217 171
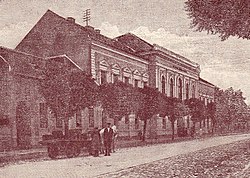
0 0 249 103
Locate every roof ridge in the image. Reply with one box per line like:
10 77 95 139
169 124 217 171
0 46 43 59
199 77 215 86
115 32 154 48
15 9 66 50
153 44 199 66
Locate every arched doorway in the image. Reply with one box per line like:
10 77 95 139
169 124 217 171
16 101 32 149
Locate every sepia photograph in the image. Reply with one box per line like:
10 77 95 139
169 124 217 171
0 0 249 177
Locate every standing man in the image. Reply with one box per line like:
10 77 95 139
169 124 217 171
103 122 113 156
111 124 118 153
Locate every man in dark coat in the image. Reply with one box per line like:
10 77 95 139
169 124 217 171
103 123 113 156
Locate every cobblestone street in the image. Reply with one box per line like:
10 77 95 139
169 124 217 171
98 139 250 178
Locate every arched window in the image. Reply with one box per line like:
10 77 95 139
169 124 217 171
170 78 174 97
186 83 189 99
161 76 166 94
192 85 195 98
178 78 182 100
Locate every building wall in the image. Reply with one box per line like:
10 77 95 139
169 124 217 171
91 43 149 86
88 42 150 132
0 61 12 151
88 39 206 138
152 53 200 100
0 48 64 149
156 116 176 136
16 10 92 74
9 10 217 145
0 72 49 150
199 80 215 104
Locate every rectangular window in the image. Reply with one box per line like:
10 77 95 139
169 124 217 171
40 103 48 128
162 118 166 129
113 74 119 83
76 109 82 127
134 79 139 88
135 116 139 129
124 76 129 84
100 70 107 84
143 81 148 88
89 107 94 128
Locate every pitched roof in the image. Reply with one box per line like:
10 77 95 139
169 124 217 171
17 10 135 55
115 33 199 67
82 26 135 54
16 9 199 68
0 46 44 79
115 33 153 53
199 77 215 87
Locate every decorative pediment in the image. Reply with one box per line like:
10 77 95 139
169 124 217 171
99 60 109 66
112 63 120 75
133 69 141 76
123 67 131 73
142 73 149 78
112 63 121 70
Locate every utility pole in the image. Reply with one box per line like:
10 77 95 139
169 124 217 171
83 9 91 26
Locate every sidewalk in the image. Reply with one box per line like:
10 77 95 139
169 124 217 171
0 135 193 165
1 134 249 178
0 147 47 164
0 132 244 165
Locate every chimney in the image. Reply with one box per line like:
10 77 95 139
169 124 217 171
66 17 75 23
95 29 101 34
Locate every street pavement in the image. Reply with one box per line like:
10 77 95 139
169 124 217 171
0 133 249 178
98 138 250 178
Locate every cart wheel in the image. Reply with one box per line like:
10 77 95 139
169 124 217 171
66 144 75 158
48 145 59 159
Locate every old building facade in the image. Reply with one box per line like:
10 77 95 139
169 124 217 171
0 10 215 149
0 47 46 150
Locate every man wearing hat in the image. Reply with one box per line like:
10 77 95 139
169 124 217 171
103 122 113 156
